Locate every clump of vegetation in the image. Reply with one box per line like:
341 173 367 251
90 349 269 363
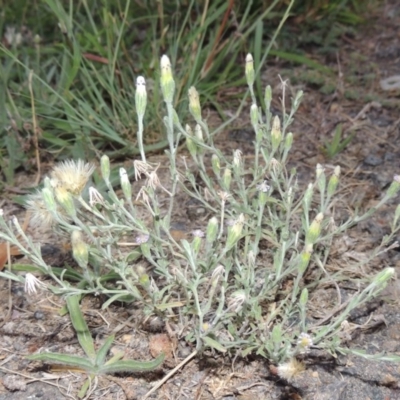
0 0 371 187
2 54 400 377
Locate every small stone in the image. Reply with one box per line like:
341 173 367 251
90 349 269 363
364 154 383 166
2 375 27 391
2 322 15 334
34 310 45 320
149 334 173 359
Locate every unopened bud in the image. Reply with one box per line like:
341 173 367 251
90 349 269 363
120 168 132 200
386 175 400 198
264 85 272 112
211 154 221 177
101 155 111 183
71 230 89 268
316 164 326 194
293 90 303 111
206 217 218 243
369 267 395 292
250 103 259 127
284 132 293 153
135 76 147 119
41 187 57 213
185 124 197 157
188 86 202 122
271 115 282 151
327 166 340 197
303 183 313 213
160 55 175 103
55 186 76 218
298 243 313 274
226 214 244 249
245 53 255 88
222 168 232 191
233 149 242 177
306 213 323 245
194 124 204 154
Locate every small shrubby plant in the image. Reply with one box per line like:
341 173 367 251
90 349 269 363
2 54 400 372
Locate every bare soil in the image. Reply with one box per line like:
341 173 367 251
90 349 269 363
2 1 400 399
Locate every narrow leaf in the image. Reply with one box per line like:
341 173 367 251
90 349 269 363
95 335 115 367
99 353 165 374
202 336 227 353
66 295 96 361
27 353 95 372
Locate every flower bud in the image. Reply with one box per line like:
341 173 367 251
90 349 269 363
233 149 242 177
41 187 57 213
71 230 89 269
373 267 394 287
139 274 150 288
135 76 147 119
188 86 202 122
137 266 150 289
264 85 272 113
284 132 293 153
316 164 326 194
302 183 313 213
245 53 255 88
186 137 197 158
306 213 323 245
222 168 232 191
194 124 204 154
55 186 76 218
185 124 197 157
206 217 218 244
160 55 175 103
386 175 400 199
101 154 111 183
211 154 221 177
120 168 132 200
271 115 282 151
298 243 313 274
226 214 244 249
293 90 303 111
250 103 259 127
192 236 202 254
327 166 340 197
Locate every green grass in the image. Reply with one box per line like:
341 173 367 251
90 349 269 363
0 0 372 188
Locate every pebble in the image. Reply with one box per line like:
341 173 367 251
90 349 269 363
363 154 383 166
34 310 45 320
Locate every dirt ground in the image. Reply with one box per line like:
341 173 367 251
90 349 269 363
2 1 400 399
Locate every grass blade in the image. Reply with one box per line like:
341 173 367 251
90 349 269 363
100 353 165 374
95 335 115 367
66 295 96 361
27 353 95 372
